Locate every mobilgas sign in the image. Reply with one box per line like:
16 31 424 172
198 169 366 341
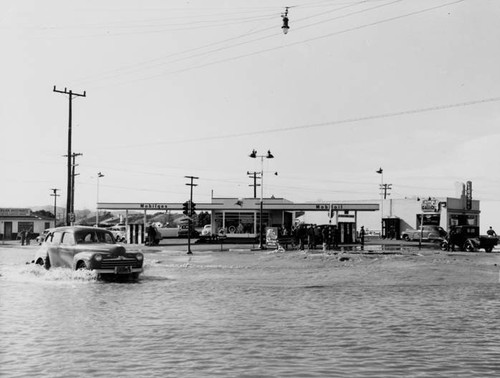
140 203 168 209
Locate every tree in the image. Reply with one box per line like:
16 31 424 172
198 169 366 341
197 211 211 227
33 210 54 218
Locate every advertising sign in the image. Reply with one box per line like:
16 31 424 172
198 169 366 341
0 208 31 217
265 227 278 247
466 181 472 210
421 199 439 212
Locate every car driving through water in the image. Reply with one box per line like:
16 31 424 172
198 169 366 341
33 226 144 279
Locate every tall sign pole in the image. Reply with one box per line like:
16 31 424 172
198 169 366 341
376 168 384 237
185 176 199 255
50 188 60 225
53 86 86 225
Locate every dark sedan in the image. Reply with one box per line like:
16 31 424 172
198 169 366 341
33 226 144 279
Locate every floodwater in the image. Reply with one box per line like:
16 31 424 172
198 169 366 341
1 245 500 377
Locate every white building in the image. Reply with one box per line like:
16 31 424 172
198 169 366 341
0 208 55 240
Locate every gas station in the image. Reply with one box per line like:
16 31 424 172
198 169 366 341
98 197 379 244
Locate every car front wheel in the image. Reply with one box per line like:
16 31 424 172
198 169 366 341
403 235 410 241
76 261 87 270
465 242 475 252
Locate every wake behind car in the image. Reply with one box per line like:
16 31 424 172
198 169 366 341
33 226 143 279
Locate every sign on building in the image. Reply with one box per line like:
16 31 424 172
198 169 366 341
466 181 472 210
421 199 439 212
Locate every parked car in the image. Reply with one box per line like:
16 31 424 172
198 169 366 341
440 225 498 252
36 228 55 245
107 225 126 242
401 225 447 241
201 225 212 236
178 223 200 238
33 226 144 279
153 223 179 239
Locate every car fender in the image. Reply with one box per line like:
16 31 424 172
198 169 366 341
428 232 440 241
34 245 49 261
72 251 96 270
468 238 480 248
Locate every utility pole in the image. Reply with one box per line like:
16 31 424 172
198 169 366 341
71 153 83 217
50 188 60 225
62 152 83 224
53 86 86 226
379 183 392 200
185 176 199 255
247 171 261 199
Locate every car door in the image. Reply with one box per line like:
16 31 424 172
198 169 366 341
58 232 77 268
47 231 63 267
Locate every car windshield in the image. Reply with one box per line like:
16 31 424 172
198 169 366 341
75 230 115 244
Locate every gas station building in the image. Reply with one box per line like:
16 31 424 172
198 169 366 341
98 197 379 244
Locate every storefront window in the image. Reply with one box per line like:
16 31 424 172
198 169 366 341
449 214 477 227
225 212 254 234
18 222 34 233
417 214 440 227
213 211 270 235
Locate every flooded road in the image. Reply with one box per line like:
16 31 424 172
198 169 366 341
1 245 499 377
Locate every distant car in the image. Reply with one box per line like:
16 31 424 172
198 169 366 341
107 225 126 242
36 228 55 245
33 226 144 279
178 223 200 238
441 225 498 252
401 225 447 241
201 225 212 236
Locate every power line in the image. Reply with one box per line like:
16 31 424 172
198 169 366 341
78 1 391 88
101 95 500 148
91 0 463 89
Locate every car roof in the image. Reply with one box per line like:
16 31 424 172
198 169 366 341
51 226 111 233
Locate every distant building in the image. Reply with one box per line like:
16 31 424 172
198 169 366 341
0 208 55 240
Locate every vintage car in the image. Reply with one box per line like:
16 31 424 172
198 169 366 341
178 223 200 238
107 225 126 242
401 225 447 241
201 224 212 236
33 226 144 278
36 228 55 245
440 225 498 252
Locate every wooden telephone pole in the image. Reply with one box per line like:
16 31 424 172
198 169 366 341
53 86 86 225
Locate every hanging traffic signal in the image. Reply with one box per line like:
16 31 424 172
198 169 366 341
182 201 189 216
281 7 290 34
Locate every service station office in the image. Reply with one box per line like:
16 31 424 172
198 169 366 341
99 197 379 244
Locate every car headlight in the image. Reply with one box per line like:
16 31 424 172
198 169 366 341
136 253 143 261
94 254 102 262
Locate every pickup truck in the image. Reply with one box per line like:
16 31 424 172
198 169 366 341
440 225 498 252
401 225 447 241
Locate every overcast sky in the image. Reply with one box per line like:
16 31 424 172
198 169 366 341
1 0 499 228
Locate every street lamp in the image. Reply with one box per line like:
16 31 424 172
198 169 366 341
249 149 274 249
96 172 104 226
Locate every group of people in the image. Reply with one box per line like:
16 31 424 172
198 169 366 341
146 223 159 246
19 229 32 246
290 224 340 251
